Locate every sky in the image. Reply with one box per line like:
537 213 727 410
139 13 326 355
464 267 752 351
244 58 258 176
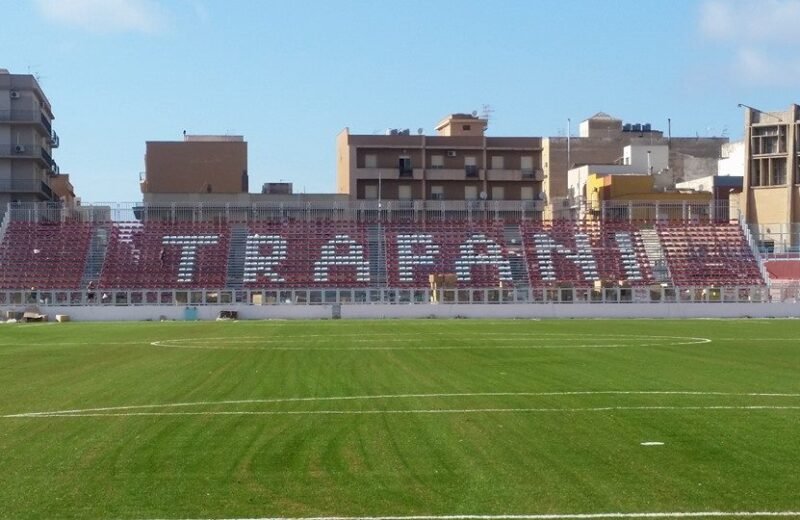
2 0 800 202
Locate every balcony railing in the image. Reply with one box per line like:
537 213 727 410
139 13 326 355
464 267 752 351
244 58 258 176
40 113 52 135
0 178 54 199
39 147 59 174
465 165 480 178
0 110 55 137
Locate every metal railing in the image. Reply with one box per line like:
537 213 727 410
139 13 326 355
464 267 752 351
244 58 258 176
6 200 548 223
3 199 744 224
0 284 776 307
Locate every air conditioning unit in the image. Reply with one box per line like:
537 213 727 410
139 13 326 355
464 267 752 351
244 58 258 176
10 91 20 99
14 145 26 153
446 150 457 157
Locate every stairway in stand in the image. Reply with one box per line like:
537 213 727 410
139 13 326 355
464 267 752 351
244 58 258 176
504 224 531 288
639 227 671 283
81 223 110 288
225 223 249 289
367 223 387 287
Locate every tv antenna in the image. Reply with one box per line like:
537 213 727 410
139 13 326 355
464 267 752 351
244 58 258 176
481 104 494 123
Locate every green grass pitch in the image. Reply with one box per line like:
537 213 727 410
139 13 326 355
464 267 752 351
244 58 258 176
0 319 798 519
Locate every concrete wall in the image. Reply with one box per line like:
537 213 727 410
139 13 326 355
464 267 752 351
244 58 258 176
4 302 798 321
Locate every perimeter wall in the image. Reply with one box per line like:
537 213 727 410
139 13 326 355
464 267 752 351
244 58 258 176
3 302 797 321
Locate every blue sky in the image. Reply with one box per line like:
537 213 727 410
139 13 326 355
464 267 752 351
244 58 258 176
3 0 800 202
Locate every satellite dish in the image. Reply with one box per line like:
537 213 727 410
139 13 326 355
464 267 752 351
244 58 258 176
417 128 423 135
471 110 478 117
479 191 487 200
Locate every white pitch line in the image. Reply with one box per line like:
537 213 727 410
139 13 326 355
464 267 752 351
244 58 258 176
7 405 800 419
136 511 800 519
7 390 800 418
150 334 712 350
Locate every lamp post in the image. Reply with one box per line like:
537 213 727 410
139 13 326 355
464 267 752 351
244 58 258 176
737 103 782 122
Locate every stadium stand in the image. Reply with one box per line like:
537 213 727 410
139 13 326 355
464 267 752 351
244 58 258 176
243 220 371 288
520 221 654 287
0 221 92 290
99 221 230 289
384 220 512 288
655 222 763 286
0 211 767 294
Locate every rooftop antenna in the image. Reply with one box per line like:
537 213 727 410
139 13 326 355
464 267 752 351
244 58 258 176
480 104 494 123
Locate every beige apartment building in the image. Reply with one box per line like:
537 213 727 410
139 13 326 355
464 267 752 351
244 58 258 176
741 104 800 251
0 69 62 211
337 112 727 217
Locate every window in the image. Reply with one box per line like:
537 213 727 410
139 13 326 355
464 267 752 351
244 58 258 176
750 160 762 186
398 185 412 200
465 156 478 177
431 155 444 169
430 185 444 200
521 156 534 170
398 156 412 176
364 185 378 199
491 186 505 200
520 186 534 199
491 156 504 170
464 185 478 200
365 154 377 168
462 124 471 131
772 158 786 185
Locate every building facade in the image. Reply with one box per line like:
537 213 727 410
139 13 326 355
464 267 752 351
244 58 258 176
337 114 546 210
140 135 249 200
741 104 800 251
0 69 61 210
338 112 727 218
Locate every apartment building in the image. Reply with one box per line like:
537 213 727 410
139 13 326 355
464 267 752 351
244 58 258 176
337 114 546 209
337 112 727 217
140 135 249 201
0 69 61 210
740 104 800 250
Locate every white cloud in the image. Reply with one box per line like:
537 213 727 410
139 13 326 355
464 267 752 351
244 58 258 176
734 47 800 86
34 0 167 34
699 0 800 86
700 0 800 44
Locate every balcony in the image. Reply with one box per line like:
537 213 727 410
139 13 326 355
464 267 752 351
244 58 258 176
353 167 423 180
522 168 545 181
465 165 480 178
0 110 54 137
40 147 60 175
486 168 545 181
0 178 55 199
40 113 53 135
